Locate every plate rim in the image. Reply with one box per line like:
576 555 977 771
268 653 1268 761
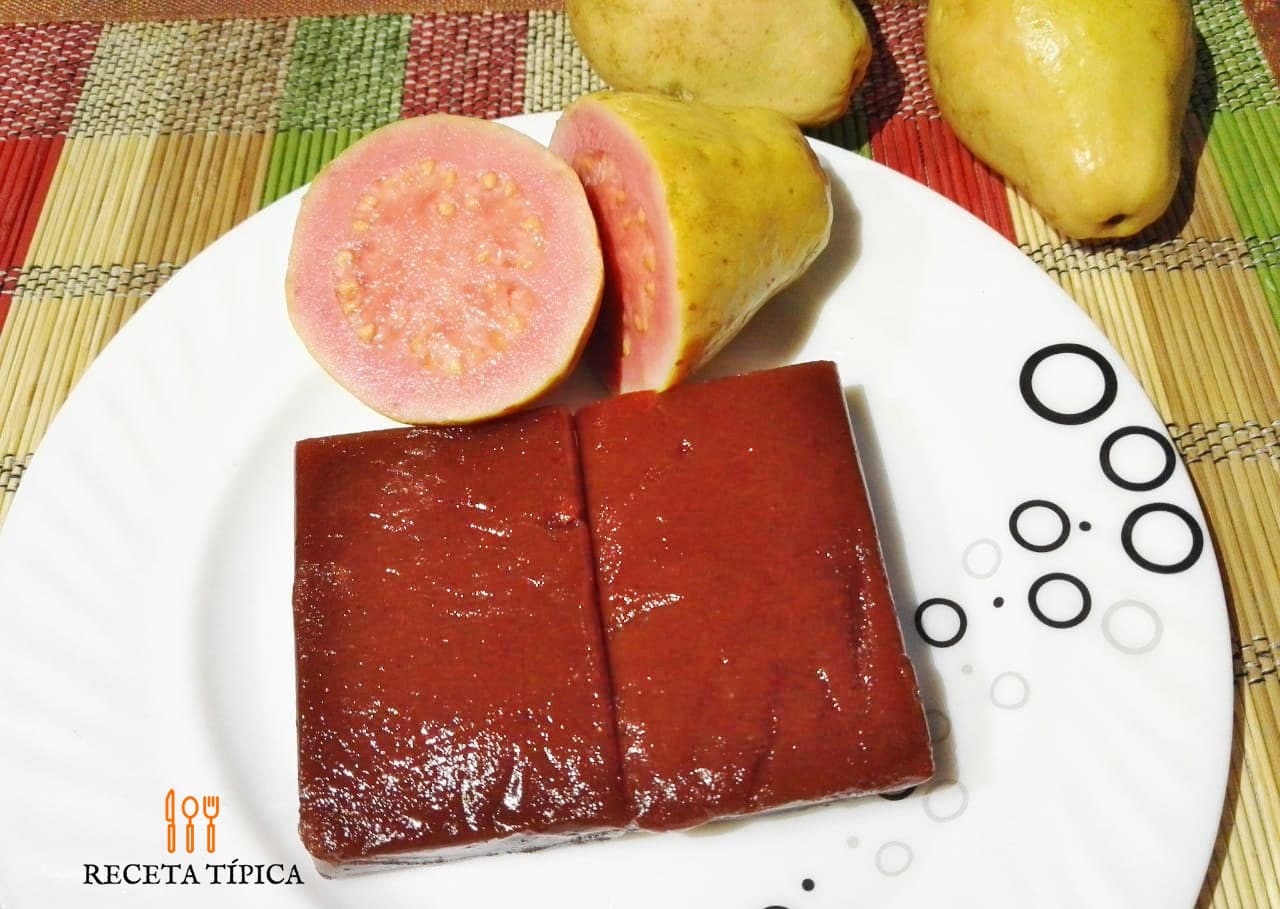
0 110 1233 908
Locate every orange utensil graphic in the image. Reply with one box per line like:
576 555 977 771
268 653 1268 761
181 796 199 854
164 789 176 854
203 795 220 853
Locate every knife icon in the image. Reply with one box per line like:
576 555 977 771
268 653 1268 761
164 789 176 854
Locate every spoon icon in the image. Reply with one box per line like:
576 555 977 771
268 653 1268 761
181 796 199 854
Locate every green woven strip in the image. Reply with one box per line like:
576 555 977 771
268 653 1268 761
278 15 411 130
1209 106 1280 323
1191 0 1280 114
261 126 365 204
264 15 411 204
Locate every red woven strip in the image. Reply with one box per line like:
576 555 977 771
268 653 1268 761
0 23 101 138
860 0 937 124
932 117 1017 243
401 12 529 120
0 135 64 330
0 23 94 326
870 118 1015 243
1243 0 1280 82
858 2 1015 242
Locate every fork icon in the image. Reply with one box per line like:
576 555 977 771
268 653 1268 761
203 795 220 853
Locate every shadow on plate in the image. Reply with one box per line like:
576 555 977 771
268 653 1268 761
845 385 958 784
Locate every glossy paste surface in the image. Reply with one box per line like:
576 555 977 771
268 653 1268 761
293 408 627 863
575 361 933 830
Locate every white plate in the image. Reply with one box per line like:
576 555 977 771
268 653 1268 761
0 113 1230 908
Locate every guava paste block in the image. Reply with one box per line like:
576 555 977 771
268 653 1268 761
574 361 933 830
293 408 627 872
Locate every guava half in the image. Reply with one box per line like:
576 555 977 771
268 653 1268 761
286 115 604 424
549 92 832 394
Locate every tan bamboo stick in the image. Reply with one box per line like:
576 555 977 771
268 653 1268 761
164 133 201 261
48 135 121 268
0 287 47 429
242 128 276 223
1138 267 1213 428
212 129 260 244
1199 697 1246 909
25 135 87 267
153 132 198 267
91 133 149 267
1173 183 1271 421
13 288 81 461
211 130 253 239
0 296 51 459
1157 268 1239 423
105 132 163 269
1221 463 1280 791
177 131 223 263
128 131 185 268
1218 699 1258 909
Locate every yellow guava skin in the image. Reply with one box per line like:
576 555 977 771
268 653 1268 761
926 0 1194 240
567 0 872 127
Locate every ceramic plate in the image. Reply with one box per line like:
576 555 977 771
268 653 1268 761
0 113 1230 908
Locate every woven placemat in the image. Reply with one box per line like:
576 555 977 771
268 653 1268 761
0 3 1277 904
0 0 560 23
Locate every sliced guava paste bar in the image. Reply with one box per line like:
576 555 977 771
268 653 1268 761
549 92 832 394
287 115 603 424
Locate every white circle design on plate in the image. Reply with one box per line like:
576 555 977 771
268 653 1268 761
962 538 1002 579
846 835 860 848
925 708 952 743
991 672 1031 709
923 780 968 822
875 841 913 876
1102 600 1164 654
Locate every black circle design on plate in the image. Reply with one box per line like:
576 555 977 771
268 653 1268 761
1121 503 1205 574
993 596 1005 608
1100 425 1176 492
1079 521 1092 531
1019 343 1118 425
801 879 815 892
1009 499 1071 553
880 786 917 801
1028 572 1092 629
914 599 967 648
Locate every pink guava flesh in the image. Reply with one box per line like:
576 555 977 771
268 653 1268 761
549 106 679 394
287 115 603 424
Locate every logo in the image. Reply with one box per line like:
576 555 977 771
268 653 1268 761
165 788 219 854
81 789 304 887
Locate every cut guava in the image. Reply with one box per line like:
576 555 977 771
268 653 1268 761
549 92 832 394
286 115 603 424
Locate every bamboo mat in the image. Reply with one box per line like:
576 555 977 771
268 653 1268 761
0 2 1277 904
